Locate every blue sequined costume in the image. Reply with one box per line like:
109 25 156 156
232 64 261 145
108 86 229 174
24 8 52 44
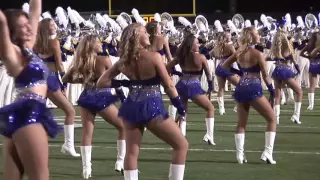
233 64 264 102
118 76 168 126
215 56 235 77
175 69 206 100
42 56 65 92
0 50 62 138
272 56 296 80
309 56 320 74
77 87 119 114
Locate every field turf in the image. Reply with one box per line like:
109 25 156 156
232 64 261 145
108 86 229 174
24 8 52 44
0 91 319 180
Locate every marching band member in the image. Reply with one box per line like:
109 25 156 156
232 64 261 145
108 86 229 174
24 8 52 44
62 34 126 178
34 18 79 156
222 27 277 164
270 30 303 124
167 34 215 145
97 23 188 180
0 1 62 178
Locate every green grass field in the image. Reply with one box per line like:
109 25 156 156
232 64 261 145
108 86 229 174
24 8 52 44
1 91 320 180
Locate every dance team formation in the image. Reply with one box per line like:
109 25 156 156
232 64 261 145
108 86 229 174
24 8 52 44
0 0 320 179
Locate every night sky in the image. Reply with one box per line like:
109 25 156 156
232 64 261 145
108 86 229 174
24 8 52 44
1 0 319 14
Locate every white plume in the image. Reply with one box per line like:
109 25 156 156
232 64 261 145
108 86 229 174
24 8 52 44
154 13 161 22
285 13 292 29
22 3 29 14
296 16 305 28
42 12 52 19
103 14 121 33
178 17 192 27
254 20 259 29
96 13 106 28
55 7 68 28
227 20 238 33
116 15 128 29
131 8 146 26
168 23 177 34
72 10 85 24
67 7 79 25
291 23 296 29
245 20 252 27
260 14 270 27
214 20 223 32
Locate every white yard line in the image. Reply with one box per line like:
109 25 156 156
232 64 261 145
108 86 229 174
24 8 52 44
55 118 318 129
0 143 316 155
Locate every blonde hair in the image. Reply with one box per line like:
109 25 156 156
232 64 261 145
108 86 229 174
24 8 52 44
213 32 227 58
34 18 52 54
237 27 255 58
68 35 99 87
270 30 295 61
118 23 144 77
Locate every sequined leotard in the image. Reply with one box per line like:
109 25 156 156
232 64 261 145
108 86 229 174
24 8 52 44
118 75 168 125
233 64 264 102
175 69 206 100
0 49 62 137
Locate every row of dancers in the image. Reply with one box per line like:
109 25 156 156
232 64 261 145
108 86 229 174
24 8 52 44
1 1 320 180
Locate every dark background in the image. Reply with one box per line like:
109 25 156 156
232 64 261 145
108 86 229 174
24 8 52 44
2 0 319 13
2 0 320 22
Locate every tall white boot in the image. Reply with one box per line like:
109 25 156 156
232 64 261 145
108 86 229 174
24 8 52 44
61 125 80 157
180 120 187 137
169 164 185 180
217 97 225 115
291 102 302 124
286 88 295 104
115 140 126 172
124 169 138 180
234 133 247 164
281 90 286 105
261 132 276 164
274 105 280 124
168 105 177 120
203 118 215 145
81 146 92 179
307 93 314 110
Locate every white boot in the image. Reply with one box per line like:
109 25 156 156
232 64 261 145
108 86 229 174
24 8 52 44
115 140 126 172
286 88 295 104
233 105 237 112
81 146 92 179
61 125 80 157
261 132 276 164
180 120 187 137
169 164 185 180
168 105 177 120
217 97 225 115
307 93 314 110
281 90 286 105
203 118 215 145
235 133 247 164
274 105 280 124
291 102 302 124
124 169 138 180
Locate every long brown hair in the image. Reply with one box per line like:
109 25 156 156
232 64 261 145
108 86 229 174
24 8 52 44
175 34 196 67
34 18 53 54
146 21 158 45
3 9 28 46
